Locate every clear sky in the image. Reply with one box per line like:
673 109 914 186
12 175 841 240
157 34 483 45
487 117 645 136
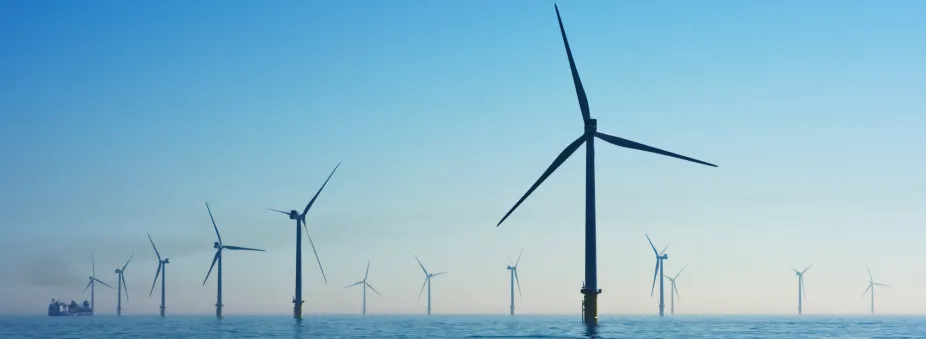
1 0 925 316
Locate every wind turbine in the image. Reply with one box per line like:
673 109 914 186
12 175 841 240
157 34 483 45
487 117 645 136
506 250 523 316
147 233 170 317
345 260 380 315
645 234 669 316
663 264 686 315
860 265 891 314
81 254 112 315
415 255 446 316
265 163 338 319
202 202 266 318
113 253 133 316
495 4 717 326
792 263 813 315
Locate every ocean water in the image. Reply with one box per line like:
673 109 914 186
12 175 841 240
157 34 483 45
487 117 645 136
1 315 924 338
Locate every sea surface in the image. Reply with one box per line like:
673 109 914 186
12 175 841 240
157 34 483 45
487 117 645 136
1 315 925 338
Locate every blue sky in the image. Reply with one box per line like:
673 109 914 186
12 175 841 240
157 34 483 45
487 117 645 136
1 0 925 315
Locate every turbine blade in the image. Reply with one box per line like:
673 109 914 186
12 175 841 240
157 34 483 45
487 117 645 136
223 245 265 252
149 264 162 298
418 277 428 300
206 202 223 245
122 253 134 271
674 283 681 301
554 4 590 122
203 250 220 286
94 278 113 288
83 280 92 293
595 132 717 167
801 278 807 300
874 283 892 287
515 249 523 267
867 265 873 281
366 282 381 296
147 233 161 261
122 274 129 301
302 163 340 217
674 264 688 279
514 270 522 299
507 256 514 267
497 135 585 227
431 272 447 277
92 253 95 277
650 261 659 296
303 220 327 284
802 263 814 274
364 260 370 282
645 234 658 255
415 255 429 276
345 281 363 288
265 208 289 215
860 284 872 298
660 245 669 256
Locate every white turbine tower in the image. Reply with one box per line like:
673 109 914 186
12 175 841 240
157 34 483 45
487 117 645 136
645 234 668 316
345 260 380 315
792 263 813 315
415 255 446 316
663 264 686 315
506 250 523 315
860 265 891 314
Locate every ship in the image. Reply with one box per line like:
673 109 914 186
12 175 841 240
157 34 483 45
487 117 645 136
47 298 93 316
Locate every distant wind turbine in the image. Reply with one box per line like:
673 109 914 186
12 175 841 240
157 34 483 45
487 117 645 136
495 4 717 326
345 260 380 315
415 255 446 316
81 254 112 315
506 250 523 316
113 253 133 316
792 263 813 315
860 265 891 314
645 234 669 317
266 163 338 319
147 233 170 317
663 264 686 315
202 202 266 318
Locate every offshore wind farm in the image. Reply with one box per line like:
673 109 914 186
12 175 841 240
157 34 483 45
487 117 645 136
4 0 926 338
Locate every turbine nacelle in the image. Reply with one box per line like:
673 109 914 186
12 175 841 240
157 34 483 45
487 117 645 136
162 258 170 264
289 210 299 220
213 242 221 249
661 254 669 260
114 269 123 274
584 118 597 133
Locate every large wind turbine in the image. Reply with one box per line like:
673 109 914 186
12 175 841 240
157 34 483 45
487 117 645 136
345 260 380 315
860 265 891 314
646 234 669 316
81 254 112 315
113 253 133 316
495 4 717 326
792 263 813 315
663 264 686 315
147 233 170 317
415 255 446 316
506 250 523 316
266 163 339 319
202 202 266 318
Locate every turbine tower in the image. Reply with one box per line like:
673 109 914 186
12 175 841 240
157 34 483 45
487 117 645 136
860 265 891 314
266 163 338 319
202 202 266 318
663 264 686 315
646 234 669 316
415 255 446 316
81 254 112 315
345 260 380 315
506 250 523 316
792 263 813 315
113 253 133 316
147 233 170 317
495 4 717 326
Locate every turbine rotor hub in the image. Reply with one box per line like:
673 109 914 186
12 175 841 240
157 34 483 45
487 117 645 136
584 118 597 134
213 242 221 249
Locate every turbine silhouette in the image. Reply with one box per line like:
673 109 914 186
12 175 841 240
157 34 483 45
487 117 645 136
415 255 446 316
792 263 813 315
202 202 265 318
345 260 380 315
113 254 133 316
646 234 669 316
266 163 339 319
860 265 891 314
506 250 523 316
81 254 112 315
495 4 716 326
663 264 686 315
147 233 170 317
